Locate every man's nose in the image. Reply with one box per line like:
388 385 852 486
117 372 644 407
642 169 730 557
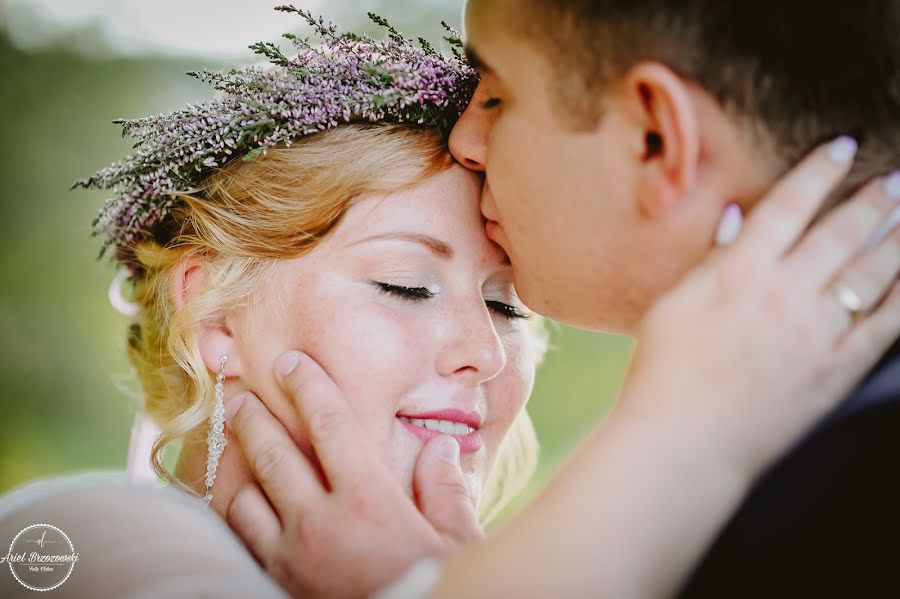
449 91 488 172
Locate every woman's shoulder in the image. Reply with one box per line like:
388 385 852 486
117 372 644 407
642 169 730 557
1 471 126 523
0 470 201 521
0 469 236 545
0 470 288 598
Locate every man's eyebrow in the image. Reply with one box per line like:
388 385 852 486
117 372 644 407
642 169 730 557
464 45 492 73
351 232 454 259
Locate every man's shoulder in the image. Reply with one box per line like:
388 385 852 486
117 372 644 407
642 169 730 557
772 337 900 480
680 339 900 598
823 337 900 426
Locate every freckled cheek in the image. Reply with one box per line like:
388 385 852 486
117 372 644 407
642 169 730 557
302 303 436 440
312 304 441 493
232 313 314 448
484 337 536 451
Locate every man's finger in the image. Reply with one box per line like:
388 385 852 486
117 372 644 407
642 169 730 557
738 136 857 260
275 351 394 491
225 390 324 515
413 435 484 549
226 481 282 565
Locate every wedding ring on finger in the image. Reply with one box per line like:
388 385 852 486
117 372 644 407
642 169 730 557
829 281 865 321
831 174 900 323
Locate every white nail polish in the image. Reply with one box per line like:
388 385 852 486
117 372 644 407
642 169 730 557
715 203 743 246
864 205 900 251
826 136 858 165
884 171 900 202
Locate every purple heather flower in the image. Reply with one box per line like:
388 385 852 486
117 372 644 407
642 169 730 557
73 6 477 274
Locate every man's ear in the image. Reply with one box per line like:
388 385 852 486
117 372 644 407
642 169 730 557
170 258 243 378
621 62 700 219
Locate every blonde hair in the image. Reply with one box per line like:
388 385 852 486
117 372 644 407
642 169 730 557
125 122 540 524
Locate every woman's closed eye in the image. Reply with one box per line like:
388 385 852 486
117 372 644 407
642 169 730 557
486 300 529 320
481 97 501 109
374 282 435 300
373 281 529 320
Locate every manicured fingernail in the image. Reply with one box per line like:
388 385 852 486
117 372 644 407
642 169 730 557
826 136 857 165
884 171 900 202
714 203 743 247
438 436 460 465
865 205 900 251
224 393 246 424
275 351 302 378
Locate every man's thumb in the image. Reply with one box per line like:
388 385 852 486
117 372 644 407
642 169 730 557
414 435 484 549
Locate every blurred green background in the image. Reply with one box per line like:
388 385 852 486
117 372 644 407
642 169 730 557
0 0 633 516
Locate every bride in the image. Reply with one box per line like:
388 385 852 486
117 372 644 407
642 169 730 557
0 8 897 598
149 123 545 525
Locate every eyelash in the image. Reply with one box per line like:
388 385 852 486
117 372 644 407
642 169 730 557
481 97 501 109
486 300 529 320
374 282 529 320
376 282 435 301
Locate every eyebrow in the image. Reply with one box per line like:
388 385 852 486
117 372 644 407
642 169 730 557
352 232 455 259
464 45 493 74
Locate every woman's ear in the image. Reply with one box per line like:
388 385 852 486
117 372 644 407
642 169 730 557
170 259 243 378
622 62 700 219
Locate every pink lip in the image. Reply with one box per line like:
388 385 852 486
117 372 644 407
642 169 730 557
396 409 483 454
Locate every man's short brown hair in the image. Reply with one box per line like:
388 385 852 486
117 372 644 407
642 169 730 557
508 0 899 192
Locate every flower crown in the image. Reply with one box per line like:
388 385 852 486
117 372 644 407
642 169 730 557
73 5 478 274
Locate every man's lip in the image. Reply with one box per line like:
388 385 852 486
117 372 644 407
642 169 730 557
480 203 499 222
395 408 482 429
485 219 501 241
480 179 499 223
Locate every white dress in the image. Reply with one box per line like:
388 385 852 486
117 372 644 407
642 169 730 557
0 470 288 598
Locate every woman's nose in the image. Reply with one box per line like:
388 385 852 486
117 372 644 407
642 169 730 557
437 302 506 384
448 88 488 172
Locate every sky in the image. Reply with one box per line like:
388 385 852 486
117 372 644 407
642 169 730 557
2 0 463 58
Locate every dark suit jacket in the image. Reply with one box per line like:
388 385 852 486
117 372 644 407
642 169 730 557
679 338 900 598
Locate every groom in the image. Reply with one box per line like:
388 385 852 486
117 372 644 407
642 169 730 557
445 1 900 596
225 0 900 596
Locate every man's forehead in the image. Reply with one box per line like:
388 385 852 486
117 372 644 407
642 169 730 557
460 0 501 36
459 0 506 75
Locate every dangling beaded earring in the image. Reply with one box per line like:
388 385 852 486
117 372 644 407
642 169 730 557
204 354 228 504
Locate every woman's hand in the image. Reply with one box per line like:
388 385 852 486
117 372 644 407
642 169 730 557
624 137 900 476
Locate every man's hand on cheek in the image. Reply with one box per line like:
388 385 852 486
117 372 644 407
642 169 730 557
216 351 483 599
